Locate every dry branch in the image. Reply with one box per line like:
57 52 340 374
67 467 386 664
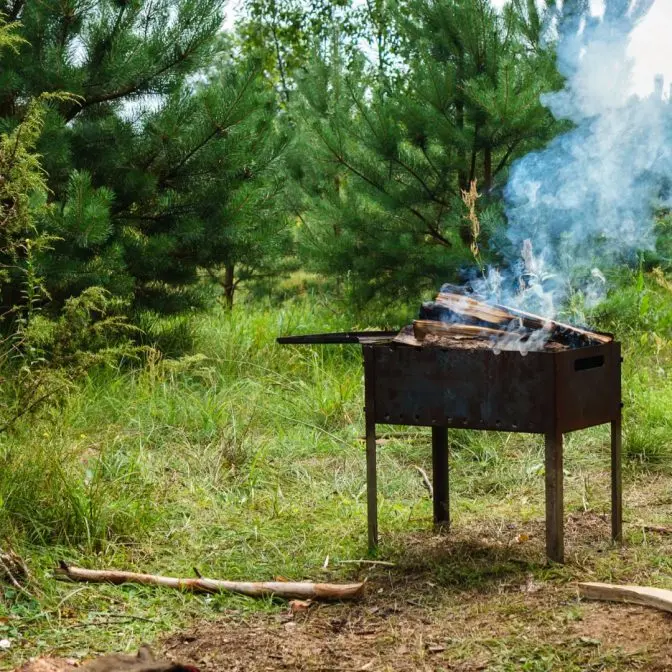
413 465 433 499
579 582 672 614
54 562 365 601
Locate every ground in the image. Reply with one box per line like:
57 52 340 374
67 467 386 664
3 303 672 672
160 514 672 672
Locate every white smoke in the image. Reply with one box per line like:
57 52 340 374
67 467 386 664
473 0 671 320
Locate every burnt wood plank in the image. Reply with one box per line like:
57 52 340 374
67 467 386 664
429 292 613 346
413 320 508 341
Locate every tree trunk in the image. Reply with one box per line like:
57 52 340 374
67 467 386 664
484 145 492 191
223 264 235 309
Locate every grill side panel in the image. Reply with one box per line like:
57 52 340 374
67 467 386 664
367 345 556 433
554 342 621 432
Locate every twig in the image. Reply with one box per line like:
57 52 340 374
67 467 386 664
413 465 433 500
335 560 396 567
0 549 35 600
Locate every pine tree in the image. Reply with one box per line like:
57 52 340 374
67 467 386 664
0 1 292 316
291 0 563 304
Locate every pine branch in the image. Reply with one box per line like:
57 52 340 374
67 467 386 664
64 43 203 122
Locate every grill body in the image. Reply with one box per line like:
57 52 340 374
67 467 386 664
365 342 621 434
362 341 622 564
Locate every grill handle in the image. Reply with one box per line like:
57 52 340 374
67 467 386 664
574 355 605 371
277 331 398 345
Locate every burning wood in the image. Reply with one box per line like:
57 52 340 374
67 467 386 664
407 290 612 351
412 320 508 341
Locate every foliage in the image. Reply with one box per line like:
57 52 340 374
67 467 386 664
193 57 296 308
291 0 564 305
0 17 146 435
591 268 672 464
0 1 293 317
236 0 359 100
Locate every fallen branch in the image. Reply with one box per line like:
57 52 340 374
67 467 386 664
54 562 365 601
579 582 672 614
0 546 36 600
413 465 433 499
642 525 672 535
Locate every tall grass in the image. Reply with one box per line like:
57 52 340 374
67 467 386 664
2 280 672 554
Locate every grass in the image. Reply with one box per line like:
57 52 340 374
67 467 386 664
0 278 672 670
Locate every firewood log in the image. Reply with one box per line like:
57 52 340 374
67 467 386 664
412 320 508 341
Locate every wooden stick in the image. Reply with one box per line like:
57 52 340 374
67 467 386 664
335 560 396 567
54 562 365 601
413 320 507 341
413 465 433 499
579 582 672 614
435 292 612 345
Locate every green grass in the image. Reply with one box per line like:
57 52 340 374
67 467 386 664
1 283 672 669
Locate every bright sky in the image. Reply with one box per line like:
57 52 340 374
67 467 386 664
490 0 672 98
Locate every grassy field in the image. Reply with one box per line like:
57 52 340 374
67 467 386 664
1 279 672 671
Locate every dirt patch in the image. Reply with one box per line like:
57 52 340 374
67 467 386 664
162 600 500 672
159 516 672 671
161 589 672 671
574 603 672 668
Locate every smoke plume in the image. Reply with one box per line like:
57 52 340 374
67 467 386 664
473 0 670 320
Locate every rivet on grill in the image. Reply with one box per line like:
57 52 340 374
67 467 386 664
512 424 518 430
462 420 468 426
384 414 390 421
496 420 501 427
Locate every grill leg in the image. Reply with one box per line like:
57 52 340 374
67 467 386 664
432 427 449 528
366 410 378 552
611 414 623 543
545 429 564 563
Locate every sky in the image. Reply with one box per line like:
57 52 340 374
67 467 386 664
490 0 672 98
